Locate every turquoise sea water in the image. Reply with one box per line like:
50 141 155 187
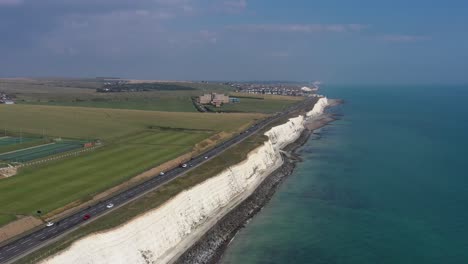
221 85 468 264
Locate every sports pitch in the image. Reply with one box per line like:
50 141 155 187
0 141 85 163
0 137 36 146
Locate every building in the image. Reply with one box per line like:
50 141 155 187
198 93 230 107
199 94 213 104
211 93 230 107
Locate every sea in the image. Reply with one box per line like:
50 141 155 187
221 85 468 264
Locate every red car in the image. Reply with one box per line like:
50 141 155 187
83 214 91 220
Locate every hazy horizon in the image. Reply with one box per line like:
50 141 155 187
1 0 467 85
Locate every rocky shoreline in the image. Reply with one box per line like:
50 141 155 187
175 123 319 264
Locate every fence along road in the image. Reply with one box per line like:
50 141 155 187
0 97 315 264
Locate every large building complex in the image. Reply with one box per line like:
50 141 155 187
198 93 230 107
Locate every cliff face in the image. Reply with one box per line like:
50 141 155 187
307 97 328 117
41 98 329 264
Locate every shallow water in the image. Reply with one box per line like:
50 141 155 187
221 85 468 264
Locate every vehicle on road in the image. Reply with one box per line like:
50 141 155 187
159 171 165 176
204 156 208 159
46 222 54 227
82 214 91 220
106 203 114 209
180 163 187 168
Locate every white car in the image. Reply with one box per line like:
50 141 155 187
181 163 187 168
46 222 54 227
204 156 208 159
159 172 165 176
106 203 114 209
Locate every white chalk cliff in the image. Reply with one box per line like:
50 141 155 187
41 97 330 264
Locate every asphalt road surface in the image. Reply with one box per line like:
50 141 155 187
0 98 315 264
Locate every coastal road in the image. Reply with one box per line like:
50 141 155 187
0 98 315 264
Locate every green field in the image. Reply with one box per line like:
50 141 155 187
19 90 202 112
0 130 210 222
0 104 263 141
0 79 234 112
0 215 16 227
0 141 85 162
0 78 304 113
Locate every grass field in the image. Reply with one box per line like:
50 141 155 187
0 130 211 223
0 215 16 227
0 141 85 162
0 78 234 112
0 104 264 141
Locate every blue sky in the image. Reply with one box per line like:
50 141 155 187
0 0 467 84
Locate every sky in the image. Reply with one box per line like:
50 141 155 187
0 0 467 84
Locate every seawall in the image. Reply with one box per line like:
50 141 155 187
40 98 330 264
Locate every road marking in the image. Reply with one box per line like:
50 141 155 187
6 246 16 251
20 238 31 244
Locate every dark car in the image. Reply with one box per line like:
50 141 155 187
83 214 91 220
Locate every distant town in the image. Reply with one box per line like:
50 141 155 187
225 82 319 96
96 79 320 97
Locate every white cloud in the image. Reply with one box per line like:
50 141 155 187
381 34 431 43
228 23 369 33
